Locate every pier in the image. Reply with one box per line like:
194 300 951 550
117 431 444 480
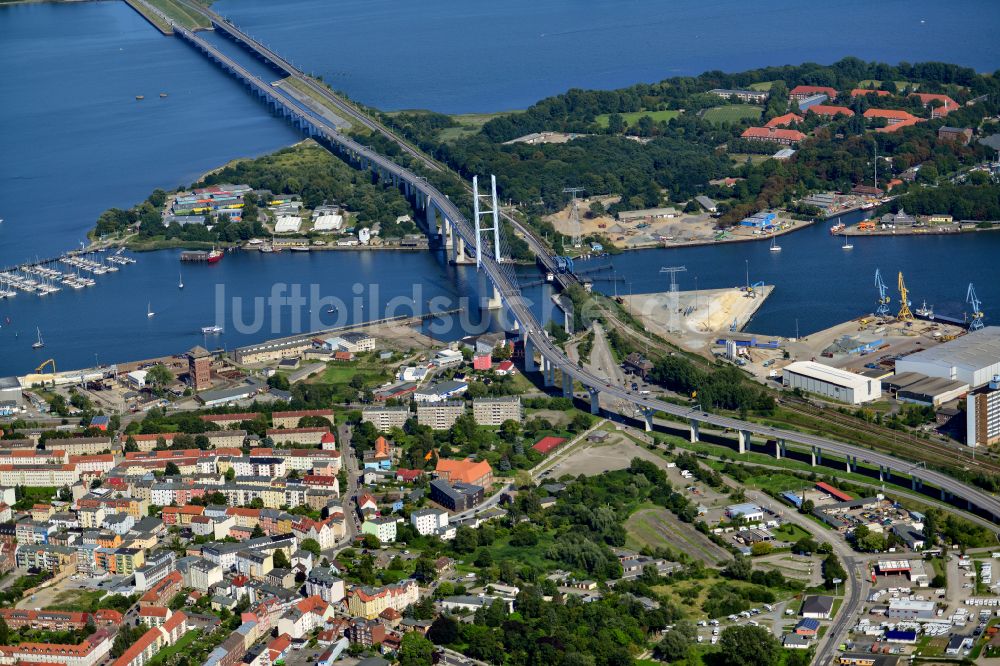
0 248 136 300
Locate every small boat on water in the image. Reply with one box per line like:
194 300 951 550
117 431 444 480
159 93 168 98
32 327 44 349
830 221 845 234
201 325 223 334
842 236 854 250
135 95 144 100
916 301 935 319
178 272 184 289
769 236 781 252
147 302 155 318
289 246 310 252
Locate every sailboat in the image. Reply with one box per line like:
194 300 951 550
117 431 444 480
32 327 44 349
178 272 184 289
769 235 782 252
842 235 853 250
147 302 155 318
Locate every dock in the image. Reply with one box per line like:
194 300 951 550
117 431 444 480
0 248 136 300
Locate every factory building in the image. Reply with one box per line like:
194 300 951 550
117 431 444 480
894 327 1000 388
782 361 881 404
967 377 1000 448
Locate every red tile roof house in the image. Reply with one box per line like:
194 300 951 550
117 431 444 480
850 88 891 98
789 85 838 101
740 127 807 146
807 104 855 119
911 92 959 118
864 108 924 133
764 113 803 128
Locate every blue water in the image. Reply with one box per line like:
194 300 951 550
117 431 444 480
212 0 1000 113
2 0 1000 376
0 0 300 267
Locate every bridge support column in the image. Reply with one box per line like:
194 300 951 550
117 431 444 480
444 218 454 250
641 408 655 433
845 456 856 473
523 337 536 372
879 466 890 483
689 419 700 443
426 202 438 239
911 476 923 492
562 372 573 398
811 446 822 467
486 283 502 310
737 430 750 454
941 488 950 502
543 358 555 387
588 388 600 415
450 235 473 265
774 439 786 459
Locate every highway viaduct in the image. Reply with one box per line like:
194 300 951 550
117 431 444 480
130 0 1000 524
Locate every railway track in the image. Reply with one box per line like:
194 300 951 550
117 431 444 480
779 399 1000 476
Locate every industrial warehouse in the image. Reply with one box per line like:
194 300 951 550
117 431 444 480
782 361 882 404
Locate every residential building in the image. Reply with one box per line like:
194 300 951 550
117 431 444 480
361 406 410 431
807 104 854 118
410 508 448 536
413 380 468 403
361 516 397 544
266 427 329 447
305 567 346 603
429 478 483 512
0 631 113 666
789 85 838 101
707 88 769 103
938 126 973 145
234 338 312 365
346 580 420 620
764 113 803 128
967 378 1000 448
472 397 522 426
416 401 465 430
111 612 187 666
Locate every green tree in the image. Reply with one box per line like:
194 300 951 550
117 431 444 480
300 538 322 557
428 614 459 645
164 462 180 476
146 364 174 388
398 632 434 666
718 625 780 666
655 620 696 661
273 549 290 569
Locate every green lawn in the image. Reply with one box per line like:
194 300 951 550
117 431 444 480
772 523 810 543
49 589 107 612
594 109 682 128
148 630 202 666
702 105 762 125
431 111 521 142
749 81 779 91
316 359 391 387
145 0 210 29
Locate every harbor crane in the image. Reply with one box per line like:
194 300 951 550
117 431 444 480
563 187 585 248
897 272 914 322
874 268 891 318
967 282 985 331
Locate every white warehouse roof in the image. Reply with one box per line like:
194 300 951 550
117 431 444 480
783 361 871 391
895 327 1000 387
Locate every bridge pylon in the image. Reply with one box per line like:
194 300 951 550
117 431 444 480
473 175 502 269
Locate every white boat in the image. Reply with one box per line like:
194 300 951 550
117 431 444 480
32 327 44 349
842 237 853 250
147 302 155 318
201 325 223 334
178 272 184 289
916 301 935 319
769 236 782 252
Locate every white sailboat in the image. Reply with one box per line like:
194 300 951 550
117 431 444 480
147 302 155 318
842 235 853 250
178 272 184 289
32 327 44 349
769 235 781 252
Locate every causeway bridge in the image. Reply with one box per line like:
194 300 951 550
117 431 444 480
131 0 1000 523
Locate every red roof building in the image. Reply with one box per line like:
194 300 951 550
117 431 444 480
473 354 493 371
789 85 838 100
740 127 807 145
435 457 494 487
495 360 515 375
911 93 959 117
864 108 923 132
764 113 803 128
532 436 568 455
807 104 854 118
850 88 891 98
815 481 852 502
395 468 424 483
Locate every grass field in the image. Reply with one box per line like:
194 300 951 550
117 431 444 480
702 105 762 125
316 358 391 387
772 523 810 543
594 109 682 128
146 0 210 29
148 630 202 666
49 589 107 612
626 503 729 565
748 81 779 91
727 152 773 166
424 111 521 142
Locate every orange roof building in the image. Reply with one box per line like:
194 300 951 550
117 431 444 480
864 108 924 132
807 104 855 118
435 457 493 488
910 92 959 117
764 113 803 128
789 85 838 100
740 127 807 145
850 88 891 98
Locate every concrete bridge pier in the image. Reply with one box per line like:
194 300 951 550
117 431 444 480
542 358 555 387
689 419 700 443
774 439 786 459
941 488 951 502
811 446 822 467
486 283 502 310
640 408 655 432
561 372 573 398
737 429 751 454
879 466 890 482
450 235 473 264
588 388 600 415
911 476 923 492
443 218 455 250
523 337 536 372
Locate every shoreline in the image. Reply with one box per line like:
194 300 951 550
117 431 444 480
841 222 1000 237
613 216 817 253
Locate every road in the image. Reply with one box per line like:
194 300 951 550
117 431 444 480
154 0 1000 529
338 423 360 545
